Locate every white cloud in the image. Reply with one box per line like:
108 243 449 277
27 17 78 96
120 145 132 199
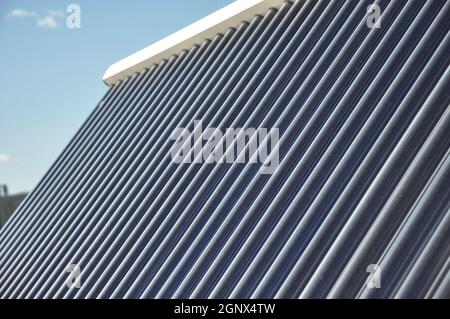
0 154 12 163
7 9 37 18
37 16 58 28
7 9 63 29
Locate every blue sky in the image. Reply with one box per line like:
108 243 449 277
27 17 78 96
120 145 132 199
0 0 234 194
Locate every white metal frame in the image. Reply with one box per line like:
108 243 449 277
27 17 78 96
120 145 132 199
102 0 285 86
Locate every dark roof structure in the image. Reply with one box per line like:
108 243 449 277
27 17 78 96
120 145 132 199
0 191 27 228
0 0 449 299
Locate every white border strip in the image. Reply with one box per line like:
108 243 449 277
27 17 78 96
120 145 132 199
103 0 285 86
